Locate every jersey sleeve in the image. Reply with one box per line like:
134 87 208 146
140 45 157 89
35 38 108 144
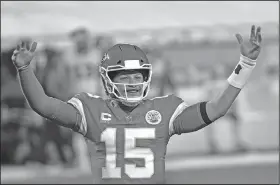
169 96 213 136
67 92 101 137
166 95 186 136
67 93 88 136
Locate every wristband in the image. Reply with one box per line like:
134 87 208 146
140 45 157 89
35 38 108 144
17 64 30 72
227 55 256 89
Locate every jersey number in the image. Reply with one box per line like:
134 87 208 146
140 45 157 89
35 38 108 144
101 128 155 179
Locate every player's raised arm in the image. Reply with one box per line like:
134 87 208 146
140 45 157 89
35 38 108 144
206 25 262 122
12 41 79 129
169 25 262 135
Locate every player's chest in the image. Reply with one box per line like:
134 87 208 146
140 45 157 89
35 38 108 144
95 108 169 146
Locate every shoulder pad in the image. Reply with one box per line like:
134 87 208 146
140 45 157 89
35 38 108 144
150 94 183 103
150 94 170 100
150 94 185 110
85 93 102 99
73 92 102 100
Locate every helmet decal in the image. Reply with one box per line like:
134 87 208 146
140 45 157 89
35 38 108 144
101 52 110 64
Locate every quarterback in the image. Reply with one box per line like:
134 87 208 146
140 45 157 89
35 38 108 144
12 25 262 184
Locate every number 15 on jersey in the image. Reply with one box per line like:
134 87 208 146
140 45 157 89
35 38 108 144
101 128 156 178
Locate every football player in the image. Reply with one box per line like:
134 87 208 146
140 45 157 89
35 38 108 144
12 25 262 184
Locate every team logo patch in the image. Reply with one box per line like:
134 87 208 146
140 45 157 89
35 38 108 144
145 110 162 125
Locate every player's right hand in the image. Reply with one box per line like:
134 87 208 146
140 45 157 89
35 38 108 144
11 41 37 69
235 25 262 61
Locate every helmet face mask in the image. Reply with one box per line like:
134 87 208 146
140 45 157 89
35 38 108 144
100 64 152 104
99 44 152 106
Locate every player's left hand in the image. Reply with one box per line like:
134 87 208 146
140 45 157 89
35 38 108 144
235 25 262 60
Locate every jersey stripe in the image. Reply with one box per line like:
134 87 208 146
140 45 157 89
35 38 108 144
150 94 169 100
67 97 87 136
86 93 100 99
199 102 212 125
169 102 189 136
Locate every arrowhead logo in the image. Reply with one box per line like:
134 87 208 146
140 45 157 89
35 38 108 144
101 53 110 63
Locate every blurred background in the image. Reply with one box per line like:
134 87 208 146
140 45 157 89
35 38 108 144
1 1 279 184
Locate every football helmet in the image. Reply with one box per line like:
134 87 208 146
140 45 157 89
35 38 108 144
99 44 152 105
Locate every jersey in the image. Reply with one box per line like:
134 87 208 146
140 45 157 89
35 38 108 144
67 93 210 184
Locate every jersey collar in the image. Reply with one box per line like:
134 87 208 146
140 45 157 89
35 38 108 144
106 99 149 121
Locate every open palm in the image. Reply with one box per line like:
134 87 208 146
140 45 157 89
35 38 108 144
11 41 37 68
235 25 262 61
